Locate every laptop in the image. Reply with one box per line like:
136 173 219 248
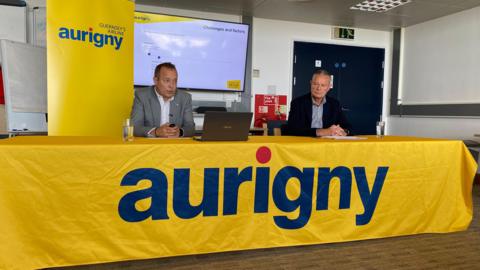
194 111 253 141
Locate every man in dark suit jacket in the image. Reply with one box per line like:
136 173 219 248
286 69 351 137
130 62 195 137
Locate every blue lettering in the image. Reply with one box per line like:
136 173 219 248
254 167 270 213
81 30 88 41
69 29 81 41
272 166 314 229
173 168 219 219
316 166 352 210
354 167 389 225
223 167 252 215
118 165 389 229
113 36 123 50
105 34 114 47
58 27 69 39
57 26 123 50
118 168 169 222
93 33 104 48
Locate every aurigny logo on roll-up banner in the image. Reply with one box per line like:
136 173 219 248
58 23 126 50
118 146 389 230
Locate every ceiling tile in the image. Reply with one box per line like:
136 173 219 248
135 0 480 30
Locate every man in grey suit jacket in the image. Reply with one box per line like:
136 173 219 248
130 62 195 137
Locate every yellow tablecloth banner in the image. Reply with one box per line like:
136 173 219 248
47 0 133 136
0 136 476 269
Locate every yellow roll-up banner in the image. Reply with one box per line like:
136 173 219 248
0 136 477 269
47 0 134 136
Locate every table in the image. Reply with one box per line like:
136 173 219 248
0 136 476 269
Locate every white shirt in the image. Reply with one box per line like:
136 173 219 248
148 88 174 136
311 97 326 128
155 89 174 125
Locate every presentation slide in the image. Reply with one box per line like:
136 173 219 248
134 13 249 92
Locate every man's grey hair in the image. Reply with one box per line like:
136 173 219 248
312 69 331 79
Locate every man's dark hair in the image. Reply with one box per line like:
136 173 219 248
154 62 177 78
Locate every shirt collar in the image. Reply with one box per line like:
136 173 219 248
154 87 175 103
312 96 326 107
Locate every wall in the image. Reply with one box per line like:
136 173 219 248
29 1 479 140
251 18 392 121
0 5 26 42
388 117 479 140
0 4 28 133
26 1 393 113
389 6 480 140
119 5 395 123
25 0 44 7
23 1 45 45
400 6 480 105
16 2 480 139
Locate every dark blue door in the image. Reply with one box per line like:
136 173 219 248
292 41 384 135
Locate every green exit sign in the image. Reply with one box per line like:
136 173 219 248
333 27 355 40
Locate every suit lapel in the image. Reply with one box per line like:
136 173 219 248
305 95 313 126
169 92 181 124
322 98 331 127
149 87 162 127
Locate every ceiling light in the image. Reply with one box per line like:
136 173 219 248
350 0 412 13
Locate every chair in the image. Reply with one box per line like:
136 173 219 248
261 123 268 136
266 120 287 136
273 127 282 136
